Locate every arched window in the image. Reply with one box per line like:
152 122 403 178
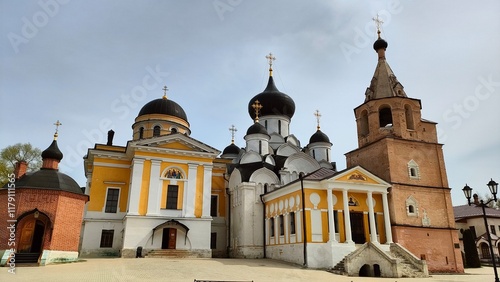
171 128 177 134
139 127 144 139
408 160 420 179
360 110 369 136
406 195 418 217
379 106 393 128
153 126 161 137
405 104 415 130
278 120 282 135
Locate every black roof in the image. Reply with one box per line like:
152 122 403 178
222 143 241 155
3 169 83 195
373 38 388 51
41 140 63 161
309 129 331 144
246 122 270 136
248 76 295 120
138 98 188 122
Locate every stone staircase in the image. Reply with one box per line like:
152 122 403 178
14 253 40 264
328 258 346 276
145 249 193 259
327 243 428 278
388 250 427 278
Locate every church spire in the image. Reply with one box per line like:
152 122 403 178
314 110 322 130
364 16 407 102
42 120 64 170
229 124 237 144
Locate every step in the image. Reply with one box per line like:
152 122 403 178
14 253 40 264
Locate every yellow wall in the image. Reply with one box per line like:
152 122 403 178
138 160 152 215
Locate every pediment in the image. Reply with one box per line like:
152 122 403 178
330 166 389 186
128 133 220 157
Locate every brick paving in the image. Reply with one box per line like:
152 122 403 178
0 258 495 282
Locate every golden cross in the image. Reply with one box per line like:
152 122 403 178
372 14 384 38
53 120 62 140
54 120 62 133
265 52 276 76
314 110 322 130
252 100 263 122
162 85 169 99
229 125 237 143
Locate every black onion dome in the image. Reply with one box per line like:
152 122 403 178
309 129 331 144
373 38 388 51
222 143 241 155
5 169 83 195
138 98 188 122
41 140 63 161
248 76 295 120
246 122 270 136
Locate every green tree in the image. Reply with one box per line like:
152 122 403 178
0 143 42 186
462 228 481 268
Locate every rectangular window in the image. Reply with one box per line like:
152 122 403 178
491 225 497 235
210 232 217 249
100 230 114 248
105 188 119 213
279 215 284 236
166 185 179 209
334 211 339 233
270 218 275 237
210 195 218 217
290 212 296 235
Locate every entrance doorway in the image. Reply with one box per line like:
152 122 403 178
19 218 45 253
350 212 366 244
161 228 177 249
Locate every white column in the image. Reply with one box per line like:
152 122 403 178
184 163 198 217
342 189 353 244
326 188 337 243
382 191 393 244
128 158 145 215
367 191 378 243
146 160 161 216
202 164 213 218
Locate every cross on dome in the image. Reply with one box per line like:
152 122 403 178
265 52 276 76
252 100 263 122
314 110 322 130
229 125 237 144
372 14 384 39
162 85 169 99
53 120 62 140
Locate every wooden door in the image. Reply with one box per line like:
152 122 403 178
19 218 36 252
162 228 177 249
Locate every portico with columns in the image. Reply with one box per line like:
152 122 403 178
262 165 393 268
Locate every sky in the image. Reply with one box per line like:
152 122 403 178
1 0 499 206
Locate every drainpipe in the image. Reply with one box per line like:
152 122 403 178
260 184 268 258
299 172 308 267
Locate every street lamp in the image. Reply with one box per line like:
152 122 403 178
463 178 500 282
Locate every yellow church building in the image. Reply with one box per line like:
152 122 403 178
80 30 463 278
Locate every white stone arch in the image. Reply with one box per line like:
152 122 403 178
264 154 276 166
405 195 419 217
284 152 321 174
286 134 301 147
240 151 262 164
249 167 280 185
276 143 300 157
228 169 242 190
269 133 285 150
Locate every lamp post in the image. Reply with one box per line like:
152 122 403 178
463 178 499 282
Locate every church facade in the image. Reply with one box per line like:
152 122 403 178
80 32 463 275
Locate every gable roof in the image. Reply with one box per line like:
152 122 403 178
454 204 500 220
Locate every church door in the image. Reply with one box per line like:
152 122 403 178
162 228 177 249
19 218 45 253
350 212 366 244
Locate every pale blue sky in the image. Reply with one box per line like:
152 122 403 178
1 0 499 205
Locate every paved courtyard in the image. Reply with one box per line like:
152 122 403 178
0 258 495 282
